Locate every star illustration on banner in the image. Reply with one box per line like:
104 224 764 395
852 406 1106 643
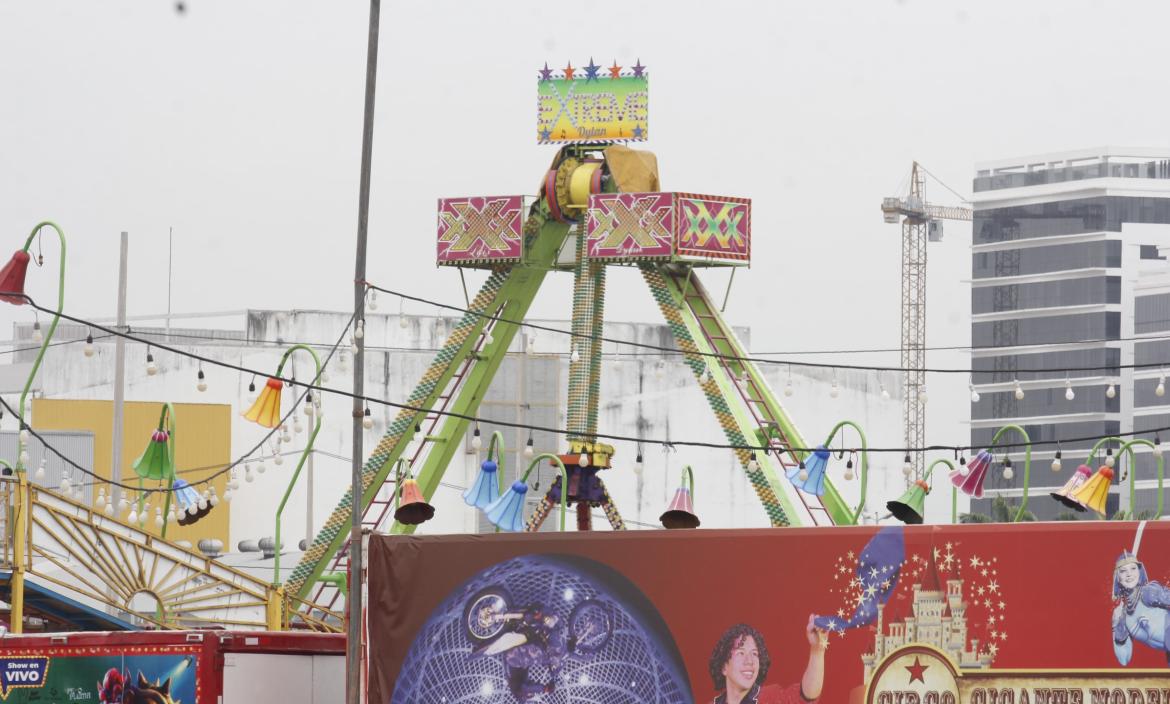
563 62 575 81
609 60 622 79
539 62 553 82
632 124 645 139
632 59 646 77
584 57 601 81
905 657 928 684
539 127 552 141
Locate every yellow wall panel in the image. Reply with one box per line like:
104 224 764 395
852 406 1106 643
31 399 231 547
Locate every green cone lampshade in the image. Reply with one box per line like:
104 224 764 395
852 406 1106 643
887 479 930 525
132 429 174 481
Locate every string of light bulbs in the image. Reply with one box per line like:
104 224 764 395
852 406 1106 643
8 294 1170 455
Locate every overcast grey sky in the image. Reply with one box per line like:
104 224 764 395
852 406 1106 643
2 0 1168 449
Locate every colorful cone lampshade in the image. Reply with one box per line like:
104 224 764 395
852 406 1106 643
0 250 30 306
887 479 930 525
463 459 500 509
1069 465 1113 517
394 478 435 525
484 480 529 532
787 445 830 496
1051 464 1093 511
659 487 700 529
131 429 174 481
243 377 283 428
172 478 213 526
950 450 992 498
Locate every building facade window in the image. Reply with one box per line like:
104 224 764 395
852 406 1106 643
972 312 1120 347
972 241 1120 279
971 347 1119 384
972 277 1119 314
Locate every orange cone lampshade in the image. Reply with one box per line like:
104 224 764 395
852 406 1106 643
243 377 283 428
660 487 700 529
1051 464 1093 511
394 478 435 525
0 250 30 306
1069 466 1113 517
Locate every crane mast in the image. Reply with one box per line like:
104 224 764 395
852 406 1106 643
881 162 972 478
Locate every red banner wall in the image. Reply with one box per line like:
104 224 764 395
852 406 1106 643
369 521 1170 703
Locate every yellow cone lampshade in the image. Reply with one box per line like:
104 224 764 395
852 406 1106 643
243 377 284 428
1069 466 1113 517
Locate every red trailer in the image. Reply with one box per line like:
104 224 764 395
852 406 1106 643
0 629 344 703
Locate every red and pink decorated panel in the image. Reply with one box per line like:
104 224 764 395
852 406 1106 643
675 192 751 262
586 192 675 261
586 192 751 264
436 195 525 266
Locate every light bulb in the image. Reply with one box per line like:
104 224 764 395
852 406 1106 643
880 385 890 401
245 467 255 482
196 369 207 392
654 364 665 380
784 379 794 397
168 507 177 523
1051 451 1062 472
34 460 45 482
970 385 980 403
702 366 713 383
902 454 913 477
748 453 760 472
578 452 589 468
1107 383 1116 399
1105 449 1115 468
1013 380 1024 400
524 437 534 458
1003 467 1014 481
362 408 373 429
367 290 378 310
830 379 839 399
399 315 408 329
958 456 969 477
127 508 138 524
104 501 114 516
59 476 70 494
223 489 234 502
633 453 644 476
118 496 129 513
472 428 482 450
294 419 304 434
1158 379 1166 398
209 488 219 507
918 387 928 404
798 463 808 482
526 337 536 355
1065 384 1075 401
349 338 359 355
1156 434 1164 460
273 453 284 466
19 429 29 445
154 509 164 529
843 468 854 481
354 320 365 340
198 495 209 510
483 330 493 346
338 352 349 372
146 354 158 376
320 369 329 383
570 346 580 364
31 321 42 343
257 462 266 474
18 450 29 466
84 334 95 357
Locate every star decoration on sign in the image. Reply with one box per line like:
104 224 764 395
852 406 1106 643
563 62 575 81
539 62 553 82
632 59 646 77
609 60 622 79
539 127 552 141
632 124 645 139
905 657 928 684
584 57 601 81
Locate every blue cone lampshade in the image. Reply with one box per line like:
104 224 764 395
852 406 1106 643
173 478 212 526
484 480 528 532
787 445 830 496
463 459 500 509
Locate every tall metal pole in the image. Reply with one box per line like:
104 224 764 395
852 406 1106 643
112 232 129 488
901 164 926 479
166 226 173 341
349 1 380 702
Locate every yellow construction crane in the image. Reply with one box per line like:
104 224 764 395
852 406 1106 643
881 162 972 476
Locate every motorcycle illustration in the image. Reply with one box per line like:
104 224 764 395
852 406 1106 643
463 586 613 700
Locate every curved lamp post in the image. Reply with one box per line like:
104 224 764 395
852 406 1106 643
0 222 67 472
820 420 869 525
925 458 958 524
483 453 568 532
1087 437 1165 519
988 424 1033 522
242 344 323 586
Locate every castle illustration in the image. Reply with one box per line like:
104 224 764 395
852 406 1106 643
861 556 993 682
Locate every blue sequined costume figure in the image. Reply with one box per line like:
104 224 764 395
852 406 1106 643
1111 550 1170 666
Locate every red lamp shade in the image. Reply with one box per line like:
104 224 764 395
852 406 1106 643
0 250 30 306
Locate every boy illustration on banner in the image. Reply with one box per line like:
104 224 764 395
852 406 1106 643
708 618 828 704
1112 521 1170 666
